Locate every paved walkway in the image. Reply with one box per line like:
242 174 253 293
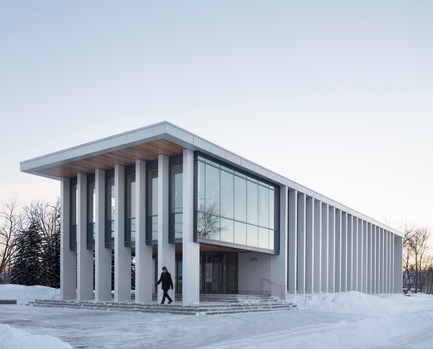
1 303 360 349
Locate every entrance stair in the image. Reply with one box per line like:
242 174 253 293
28 294 296 315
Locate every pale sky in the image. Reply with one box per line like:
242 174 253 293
1 1 432 232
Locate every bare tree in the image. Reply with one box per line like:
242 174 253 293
0 198 22 281
403 225 431 293
197 201 221 239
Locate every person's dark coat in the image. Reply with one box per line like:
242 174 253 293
157 271 173 291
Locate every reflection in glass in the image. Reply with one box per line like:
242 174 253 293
196 155 278 252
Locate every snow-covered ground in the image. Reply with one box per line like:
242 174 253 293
1 285 433 349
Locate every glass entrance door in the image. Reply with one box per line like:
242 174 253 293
201 252 238 294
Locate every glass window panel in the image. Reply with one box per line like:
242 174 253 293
70 179 77 251
234 221 246 245
197 212 220 240
197 160 206 211
126 173 136 219
205 164 220 215
247 224 258 248
174 213 183 239
269 229 275 250
87 178 96 224
221 171 234 219
247 181 258 225
126 171 136 244
269 190 275 230
147 170 158 216
234 176 246 222
170 162 183 240
70 180 77 226
195 155 279 252
258 227 269 249
105 172 115 246
171 163 183 213
220 218 233 243
151 216 158 241
258 185 269 228
146 168 158 242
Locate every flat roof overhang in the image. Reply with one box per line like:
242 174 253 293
20 121 403 237
20 122 199 180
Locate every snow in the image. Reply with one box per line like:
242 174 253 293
1 285 433 348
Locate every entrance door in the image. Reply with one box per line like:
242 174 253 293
201 252 238 294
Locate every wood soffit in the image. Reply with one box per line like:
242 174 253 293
40 139 184 178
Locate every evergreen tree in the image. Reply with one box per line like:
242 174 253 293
11 224 44 285
43 227 60 288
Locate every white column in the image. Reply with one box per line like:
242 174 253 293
271 185 288 300
287 189 297 294
347 214 353 291
380 228 385 293
371 226 377 294
297 193 306 294
362 221 368 293
362 222 370 293
135 160 153 303
335 209 341 292
389 231 393 293
385 231 391 293
321 203 329 293
95 169 111 301
305 197 314 293
182 149 200 304
328 206 335 293
374 227 380 294
313 200 321 293
358 219 363 292
157 155 175 303
352 216 358 291
369 224 374 294
60 177 76 300
77 173 93 300
341 212 347 292
114 165 131 302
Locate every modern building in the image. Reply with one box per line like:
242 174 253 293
20 121 403 304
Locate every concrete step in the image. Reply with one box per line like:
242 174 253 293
28 299 296 315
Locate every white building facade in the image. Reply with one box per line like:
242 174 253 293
20 122 403 304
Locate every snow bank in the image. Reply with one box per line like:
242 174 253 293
0 285 68 349
0 324 73 349
0 284 60 305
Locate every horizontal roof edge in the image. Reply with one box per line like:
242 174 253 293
20 121 402 236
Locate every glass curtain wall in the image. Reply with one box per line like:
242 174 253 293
196 155 279 252
105 170 115 248
170 156 183 242
87 174 96 249
70 178 77 251
146 161 158 243
125 165 136 247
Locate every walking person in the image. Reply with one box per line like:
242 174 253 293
156 266 174 304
